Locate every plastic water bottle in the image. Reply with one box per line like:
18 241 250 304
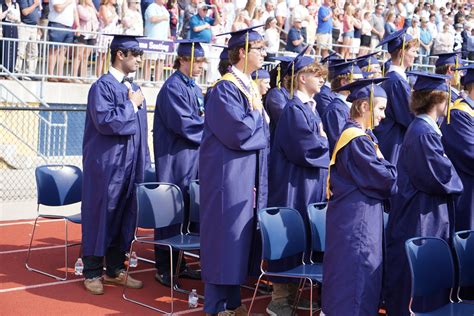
129 251 138 268
188 289 198 308
74 258 84 275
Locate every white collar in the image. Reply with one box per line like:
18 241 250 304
324 81 331 88
417 114 442 136
335 92 352 109
388 65 407 81
231 66 252 89
109 67 126 84
296 90 316 113
451 86 459 95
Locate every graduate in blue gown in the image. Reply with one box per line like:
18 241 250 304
373 29 418 165
356 51 382 78
266 53 330 314
432 51 465 103
264 55 293 140
441 65 474 231
81 35 149 294
385 73 464 316
251 68 271 97
152 39 205 285
321 60 364 154
199 26 270 315
322 78 397 316
313 52 341 117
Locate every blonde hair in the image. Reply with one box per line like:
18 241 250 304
284 62 328 92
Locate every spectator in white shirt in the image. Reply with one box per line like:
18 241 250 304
264 16 280 59
122 0 144 35
427 13 438 40
144 0 170 85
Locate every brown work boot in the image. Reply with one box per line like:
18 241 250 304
103 270 143 289
84 277 104 295
218 305 249 316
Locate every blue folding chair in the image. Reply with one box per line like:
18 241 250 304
248 207 323 315
405 237 474 315
122 182 200 314
307 202 327 256
26 164 82 281
453 230 474 303
188 179 200 235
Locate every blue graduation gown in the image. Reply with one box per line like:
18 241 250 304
199 79 269 285
441 97 474 231
450 87 460 103
385 117 464 316
269 96 329 217
322 121 397 316
314 83 335 118
264 86 290 140
153 70 204 196
82 73 150 256
373 70 414 164
321 95 351 155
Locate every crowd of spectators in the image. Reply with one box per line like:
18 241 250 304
1 0 474 81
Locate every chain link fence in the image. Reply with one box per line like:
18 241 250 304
0 106 155 202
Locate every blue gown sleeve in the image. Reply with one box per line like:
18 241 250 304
87 81 137 136
206 81 267 151
387 79 414 128
158 81 204 145
323 106 348 153
265 88 287 124
442 111 474 176
345 137 398 199
409 133 464 195
279 105 330 168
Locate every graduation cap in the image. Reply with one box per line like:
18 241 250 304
216 25 264 73
110 34 144 51
329 60 363 81
377 28 413 53
270 55 295 89
407 71 451 93
334 78 388 129
283 46 315 98
320 51 342 64
356 52 382 70
382 59 392 77
432 51 464 67
455 64 474 86
176 39 206 77
251 68 271 80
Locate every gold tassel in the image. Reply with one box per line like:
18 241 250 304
277 64 281 89
190 42 195 77
104 45 111 74
244 32 249 74
447 82 452 124
400 35 406 68
369 84 374 129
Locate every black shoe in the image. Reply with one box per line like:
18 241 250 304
179 267 201 280
154 272 181 288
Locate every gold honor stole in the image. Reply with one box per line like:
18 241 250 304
219 72 263 112
326 127 381 200
451 99 474 117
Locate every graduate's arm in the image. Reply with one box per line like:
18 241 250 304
443 112 474 176
265 89 287 123
388 80 414 128
346 137 398 199
88 81 137 136
323 107 347 152
279 105 329 168
410 133 464 195
158 83 204 145
206 81 267 151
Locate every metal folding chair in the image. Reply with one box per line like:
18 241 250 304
248 207 323 315
25 164 82 281
405 237 474 315
452 230 474 303
122 182 200 314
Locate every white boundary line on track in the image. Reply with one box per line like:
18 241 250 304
0 219 65 227
0 268 157 293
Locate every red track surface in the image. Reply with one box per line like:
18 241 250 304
1 219 322 315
